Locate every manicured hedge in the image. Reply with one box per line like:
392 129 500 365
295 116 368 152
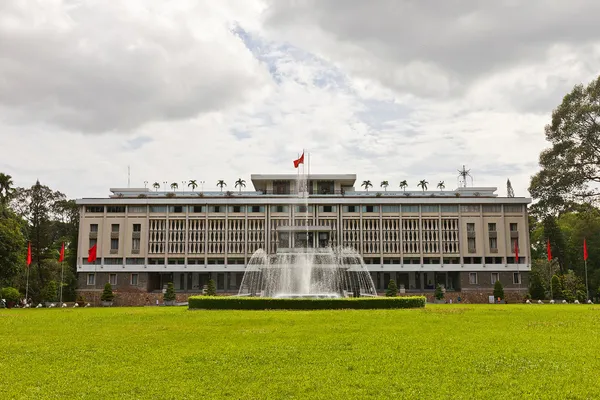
188 296 426 310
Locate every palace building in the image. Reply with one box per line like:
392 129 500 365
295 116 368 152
75 173 531 298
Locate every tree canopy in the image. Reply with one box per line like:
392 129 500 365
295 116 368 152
529 76 600 214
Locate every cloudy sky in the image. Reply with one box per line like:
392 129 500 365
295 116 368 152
2 0 600 199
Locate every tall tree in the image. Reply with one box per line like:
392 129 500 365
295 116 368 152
0 173 14 208
417 180 429 191
437 181 445 191
216 180 227 192
188 180 198 192
399 180 408 191
152 182 160 191
380 181 389 191
170 182 178 191
0 208 26 286
529 76 600 214
361 180 372 192
11 180 65 286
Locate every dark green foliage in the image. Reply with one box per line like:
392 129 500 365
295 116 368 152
101 283 114 302
434 284 444 300
0 209 26 286
493 280 504 300
1 287 20 303
164 282 176 301
551 275 562 299
206 279 216 296
529 271 546 300
188 296 427 310
42 280 58 302
385 279 398 297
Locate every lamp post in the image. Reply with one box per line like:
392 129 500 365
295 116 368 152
200 180 205 193
163 181 168 192
143 181 148 188
181 181 186 193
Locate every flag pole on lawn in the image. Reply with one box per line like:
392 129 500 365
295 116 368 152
584 238 589 301
547 239 553 300
25 241 31 302
59 242 65 305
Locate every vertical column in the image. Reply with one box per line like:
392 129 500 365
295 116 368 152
224 205 228 265
244 205 249 262
418 205 423 266
439 206 443 266
265 204 270 256
379 205 383 265
359 205 364 255
480 204 485 265
501 204 508 265
145 206 150 267
123 204 129 267
399 206 404 266
165 207 170 266
184 205 189 265
204 210 209 266
77 206 84 272
458 206 464 266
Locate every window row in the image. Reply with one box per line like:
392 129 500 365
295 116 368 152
468 272 521 285
87 273 138 286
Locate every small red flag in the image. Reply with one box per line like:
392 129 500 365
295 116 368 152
514 240 519 263
88 244 97 263
293 152 304 168
59 242 65 262
27 242 31 266
583 239 588 261
547 239 552 261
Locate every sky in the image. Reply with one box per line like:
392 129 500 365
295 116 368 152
1 0 600 199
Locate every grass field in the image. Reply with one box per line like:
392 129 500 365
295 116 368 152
1 305 600 399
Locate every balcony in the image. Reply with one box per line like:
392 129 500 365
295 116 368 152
468 247 476 254
490 248 498 253
510 231 519 239
132 231 141 239
488 231 497 238
89 232 98 239
467 231 476 239
110 249 118 254
111 232 120 239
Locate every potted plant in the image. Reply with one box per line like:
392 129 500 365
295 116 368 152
1 287 20 309
101 283 114 306
205 279 217 296
163 282 176 306
493 280 505 304
76 294 86 307
434 284 445 304
43 280 59 307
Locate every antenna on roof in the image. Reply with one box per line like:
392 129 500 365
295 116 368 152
457 165 473 188
128 165 131 188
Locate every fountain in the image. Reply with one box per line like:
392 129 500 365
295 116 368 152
237 170 377 298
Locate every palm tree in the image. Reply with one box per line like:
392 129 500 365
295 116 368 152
417 180 429 191
380 180 389 191
188 180 198 192
170 182 178 192
0 173 14 206
235 178 246 193
437 181 445 191
216 180 227 192
399 180 408 191
361 180 373 192
152 182 160 191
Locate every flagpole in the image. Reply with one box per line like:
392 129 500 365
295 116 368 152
59 260 64 305
25 266 30 302
584 258 589 301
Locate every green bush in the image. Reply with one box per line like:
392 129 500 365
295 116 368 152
1 287 20 303
164 282 176 301
206 279 216 296
42 281 58 302
188 296 426 310
101 283 114 302
528 270 546 300
385 279 398 297
551 275 562 299
493 280 504 300
434 284 444 300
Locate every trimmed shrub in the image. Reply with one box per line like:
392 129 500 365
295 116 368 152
206 279 216 296
434 284 444 300
43 281 58 302
101 283 114 302
528 270 546 300
493 280 504 300
1 287 20 303
164 282 176 302
386 280 398 297
551 275 562 299
188 296 426 310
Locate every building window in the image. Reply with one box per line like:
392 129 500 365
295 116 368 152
132 238 140 251
133 224 141 232
87 273 95 285
319 205 335 213
249 205 263 213
489 237 498 251
440 205 459 213
150 206 167 213
128 206 146 213
109 274 117 286
169 206 185 213
402 205 419 213
467 223 476 252
89 238 97 249
509 223 518 232
491 273 499 285
111 238 119 250
511 238 519 253
381 205 400 213
504 205 522 213
296 205 311 213
192 206 204 213
104 258 123 265
344 205 358 213
363 205 378 213
209 206 223 213
126 258 144 265
230 205 244 213
466 223 475 232
513 272 521 284
107 206 126 213
272 205 288 213
460 205 480 213
469 273 478 285
86 206 104 213
488 223 496 232
111 224 120 233
483 205 501 213
421 205 439 213
90 224 98 232
131 273 139 286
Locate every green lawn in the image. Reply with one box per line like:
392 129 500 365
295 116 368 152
1 305 599 399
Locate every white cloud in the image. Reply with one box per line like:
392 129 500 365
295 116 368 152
1 0 599 202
